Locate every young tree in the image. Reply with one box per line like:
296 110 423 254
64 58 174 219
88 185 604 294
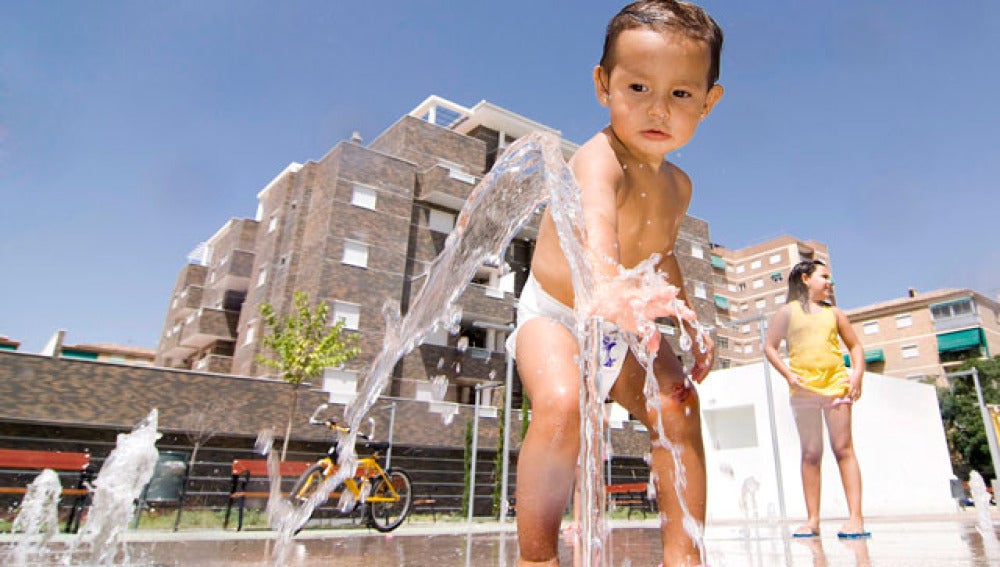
172 398 246 531
257 291 360 461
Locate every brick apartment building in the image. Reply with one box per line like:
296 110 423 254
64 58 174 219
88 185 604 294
154 95 719 410
844 288 1000 383
710 236 831 368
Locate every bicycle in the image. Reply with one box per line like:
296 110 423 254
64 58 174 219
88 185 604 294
288 403 413 532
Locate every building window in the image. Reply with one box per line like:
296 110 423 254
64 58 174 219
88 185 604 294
902 344 919 359
333 301 361 330
717 337 729 349
862 321 879 335
256 269 267 288
751 260 762 270
775 294 786 304
931 299 974 320
770 272 783 283
755 299 767 310
737 283 747 291
741 325 750 333
693 281 707 299
769 254 782 264
428 209 456 233
896 314 913 329
752 279 764 290
736 265 745 274
728 284 738 292
342 241 369 268
268 214 278 233
744 344 754 354
351 185 377 210
691 244 704 259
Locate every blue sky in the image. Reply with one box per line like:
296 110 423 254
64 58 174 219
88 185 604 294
2 1 999 352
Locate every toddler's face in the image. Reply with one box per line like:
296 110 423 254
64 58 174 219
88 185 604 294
595 28 722 162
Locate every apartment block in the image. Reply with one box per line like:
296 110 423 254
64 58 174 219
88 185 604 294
154 95 719 409
844 288 1000 382
711 236 831 367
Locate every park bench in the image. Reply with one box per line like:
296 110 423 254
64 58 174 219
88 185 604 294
0 448 94 533
222 459 314 531
606 482 656 519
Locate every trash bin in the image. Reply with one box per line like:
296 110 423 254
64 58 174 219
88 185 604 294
143 451 189 504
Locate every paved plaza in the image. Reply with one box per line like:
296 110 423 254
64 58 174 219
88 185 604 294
2 512 998 566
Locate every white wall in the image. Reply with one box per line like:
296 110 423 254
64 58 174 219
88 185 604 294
693 363 956 522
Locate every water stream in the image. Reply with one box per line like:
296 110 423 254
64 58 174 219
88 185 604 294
6 409 160 566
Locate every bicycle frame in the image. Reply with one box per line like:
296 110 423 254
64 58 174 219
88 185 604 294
313 454 402 505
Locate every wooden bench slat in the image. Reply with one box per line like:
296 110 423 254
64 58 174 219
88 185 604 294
231 459 313 477
0 448 90 471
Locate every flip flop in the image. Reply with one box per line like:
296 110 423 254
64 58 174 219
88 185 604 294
837 530 871 539
792 525 820 538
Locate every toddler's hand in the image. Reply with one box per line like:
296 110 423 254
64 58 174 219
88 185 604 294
589 277 691 352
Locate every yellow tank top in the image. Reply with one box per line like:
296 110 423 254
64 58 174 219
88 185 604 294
786 301 849 397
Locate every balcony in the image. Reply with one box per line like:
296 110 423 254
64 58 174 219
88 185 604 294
179 308 239 348
416 164 478 209
158 326 195 363
457 282 514 322
932 312 980 333
193 353 234 374
214 250 255 291
172 285 204 315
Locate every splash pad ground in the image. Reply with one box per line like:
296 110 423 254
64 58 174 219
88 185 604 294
1 511 997 566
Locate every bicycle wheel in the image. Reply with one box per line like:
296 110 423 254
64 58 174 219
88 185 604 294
289 463 326 505
365 468 412 532
288 463 325 534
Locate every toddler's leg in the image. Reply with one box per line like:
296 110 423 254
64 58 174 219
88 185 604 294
611 353 706 567
515 319 582 566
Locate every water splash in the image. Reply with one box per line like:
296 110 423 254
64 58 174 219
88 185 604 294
969 470 998 538
10 469 61 565
69 409 160 565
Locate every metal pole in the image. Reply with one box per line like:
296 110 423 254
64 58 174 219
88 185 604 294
500 352 514 524
385 402 397 471
757 316 788 522
468 387 481 526
949 368 1000 483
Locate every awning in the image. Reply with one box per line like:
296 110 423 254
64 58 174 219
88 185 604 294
936 328 984 353
710 255 726 270
714 294 730 309
864 349 885 363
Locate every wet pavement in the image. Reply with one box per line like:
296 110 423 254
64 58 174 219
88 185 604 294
2 512 999 566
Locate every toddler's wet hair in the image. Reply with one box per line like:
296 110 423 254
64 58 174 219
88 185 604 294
600 0 723 87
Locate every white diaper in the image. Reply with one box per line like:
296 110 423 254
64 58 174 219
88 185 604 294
505 273 629 401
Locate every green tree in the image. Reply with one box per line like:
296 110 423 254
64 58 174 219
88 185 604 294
257 291 360 461
937 357 1000 481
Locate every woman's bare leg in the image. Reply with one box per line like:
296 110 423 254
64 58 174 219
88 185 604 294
792 403 825 534
824 403 864 532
